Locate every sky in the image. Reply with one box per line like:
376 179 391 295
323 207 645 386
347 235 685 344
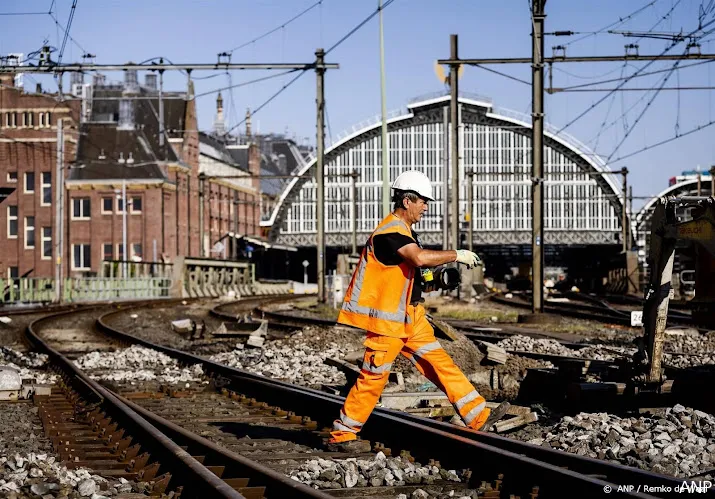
3 0 715 209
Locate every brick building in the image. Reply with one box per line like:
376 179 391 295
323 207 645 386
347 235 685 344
1 71 261 278
0 74 80 279
198 94 260 258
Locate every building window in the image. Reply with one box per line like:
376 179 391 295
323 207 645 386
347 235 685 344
38 112 45 127
72 244 91 270
8 267 18 279
116 243 124 260
117 197 125 213
41 227 52 259
102 243 113 261
45 112 52 128
24 216 35 249
131 243 143 260
7 171 17 183
130 196 142 213
72 198 91 219
27 112 34 127
102 197 113 214
7 205 17 238
24 172 35 193
41 172 52 205
5 112 16 127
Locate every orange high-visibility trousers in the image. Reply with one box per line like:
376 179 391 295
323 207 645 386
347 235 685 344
330 304 491 443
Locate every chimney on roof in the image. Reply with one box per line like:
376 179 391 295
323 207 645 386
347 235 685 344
124 67 139 90
145 74 157 91
118 99 134 130
36 83 42 93
70 72 84 87
119 66 139 131
92 73 106 87
70 72 85 97
245 108 252 137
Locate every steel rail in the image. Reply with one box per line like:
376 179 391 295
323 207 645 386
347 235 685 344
489 295 695 327
91 305 692 497
26 308 246 498
26 302 333 498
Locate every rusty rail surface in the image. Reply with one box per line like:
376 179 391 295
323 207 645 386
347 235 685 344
26 305 332 499
86 305 699 497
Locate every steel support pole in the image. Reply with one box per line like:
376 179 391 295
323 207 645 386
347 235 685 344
159 69 165 152
54 118 64 302
233 190 239 259
621 167 629 252
531 1 546 314
442 106 449 250
199 173 205 257
467 171 474 253
187 175 191 255
351 171 358 256
711 166 715 194
628 185 633 225
316 48 326 303
122 179 127 277
449 34 460 252
379 0 390 218
697 167 702 196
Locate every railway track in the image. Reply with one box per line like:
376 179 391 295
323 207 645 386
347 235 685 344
102 301 702 497
489 294 695 328
14 298 709 497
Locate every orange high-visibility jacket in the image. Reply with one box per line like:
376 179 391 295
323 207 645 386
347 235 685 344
337 214 415 337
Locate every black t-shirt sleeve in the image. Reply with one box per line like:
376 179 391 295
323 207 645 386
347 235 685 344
372 233 416 265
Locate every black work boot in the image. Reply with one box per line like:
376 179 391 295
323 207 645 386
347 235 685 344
480 401 511 432
326 439 372 453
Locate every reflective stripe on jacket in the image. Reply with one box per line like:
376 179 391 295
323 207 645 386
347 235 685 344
337 214 415 337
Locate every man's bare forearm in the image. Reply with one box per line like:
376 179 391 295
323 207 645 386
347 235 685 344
413 248 457 268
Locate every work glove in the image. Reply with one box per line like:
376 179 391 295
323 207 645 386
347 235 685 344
455 249 482 269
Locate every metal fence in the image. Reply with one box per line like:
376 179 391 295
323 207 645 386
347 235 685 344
0 278 55 304
0 258 273 306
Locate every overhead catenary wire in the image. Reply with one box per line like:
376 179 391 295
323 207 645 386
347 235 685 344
193 70 300 100
607 118 715 163
226 0 325 54
592 63 627 152
220 0 397 137
56 0 79 67
554 17 715 135
562 0 659 47
606 57 683 160
48 9 88 57
551 58 715 91
474 64 530 85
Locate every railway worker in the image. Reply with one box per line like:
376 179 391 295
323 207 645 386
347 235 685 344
328 170 511 452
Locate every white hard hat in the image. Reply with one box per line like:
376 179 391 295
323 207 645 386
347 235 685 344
391 170 434 201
